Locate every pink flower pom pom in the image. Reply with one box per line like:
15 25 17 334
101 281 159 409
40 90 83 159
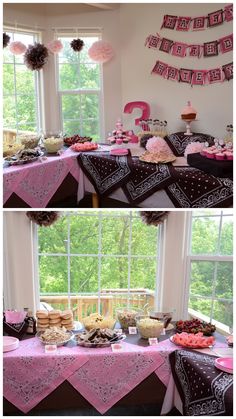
47 40 63 53
88 40 114 63
184 141 205 157
146 136 172 154
9 41 26 55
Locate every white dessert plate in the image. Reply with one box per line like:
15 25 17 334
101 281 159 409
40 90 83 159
3 336 19 352
215 357 233 374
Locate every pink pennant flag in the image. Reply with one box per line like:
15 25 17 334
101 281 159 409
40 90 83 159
207 68 222 84
219 34 233 54
171 42 188 58
224 4 233 22
179 68 193 84
207 9 224 27
161 15 178 30
145 34 161 50
192 16 206 31
151 60 168 78
191 70 207 85
176 16 192 31
222 62 233 81
189 45 202 58
167 66 179 81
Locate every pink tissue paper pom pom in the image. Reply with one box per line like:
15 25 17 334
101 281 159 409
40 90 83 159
184 141 205 157
88 40 114 63
146 136 172 154
9 41 27 55
47 40 63 53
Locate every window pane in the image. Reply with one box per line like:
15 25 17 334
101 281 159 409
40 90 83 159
191 216 220 254
101 215 129 255
212 301 233 328
63 120 81 136
70 214 99 254
101 257 128 289
189 297 212 320
215 262 233 299
81 94 99 119
39 256 68 293
190 261 214 297
16 66 35 94
130 258 156 290
59 64 79 90
220 216 233 255
38 217 68 253
82 119 99 139
62 95 81 120
3 64 15 95
70 257 98 293
3 96 16 128
131 218 157 256
17 95 37 125
80 63 100 89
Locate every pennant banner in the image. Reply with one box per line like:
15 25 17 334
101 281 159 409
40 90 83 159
151 60 233 86
161 4 233 31
145 33 233 59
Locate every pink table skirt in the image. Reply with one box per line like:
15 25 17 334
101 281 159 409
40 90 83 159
3 336 228 414
3 148 80 208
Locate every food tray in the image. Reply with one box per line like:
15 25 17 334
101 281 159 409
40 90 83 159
76 334 126 348
36 330 73 346
170 335 214 349
5 151 44 166
139 151 176 164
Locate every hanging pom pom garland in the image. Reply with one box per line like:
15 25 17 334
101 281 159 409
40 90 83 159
3 32 10 48
26 211 60 227
24 42 49 71
47 39 63 54
88 40 114 63
140 211 169 226
9 41 27 55
70 38 84 52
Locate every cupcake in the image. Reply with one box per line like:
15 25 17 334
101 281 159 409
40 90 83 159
215 152 225 161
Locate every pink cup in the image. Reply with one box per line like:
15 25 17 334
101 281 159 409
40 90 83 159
215 153 225 161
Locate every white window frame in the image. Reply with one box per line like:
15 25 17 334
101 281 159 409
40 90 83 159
36 211 160 313
55 31 104 139
3 26 43 133
184 211 233 332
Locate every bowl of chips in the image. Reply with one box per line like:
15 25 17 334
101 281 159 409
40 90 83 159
136 315 164 339
43 137 63 153
82 313 116 331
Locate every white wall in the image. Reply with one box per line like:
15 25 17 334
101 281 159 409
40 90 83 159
4 3 233 137
120 3 233 138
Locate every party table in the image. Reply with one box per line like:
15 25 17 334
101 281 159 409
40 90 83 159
3 148 80 208
3 331 229 415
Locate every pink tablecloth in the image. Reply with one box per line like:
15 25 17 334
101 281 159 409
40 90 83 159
3 336 228 414
3 148 80 208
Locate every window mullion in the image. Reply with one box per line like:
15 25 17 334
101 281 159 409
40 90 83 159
97 212 102 314
127 211 133 310
67 214 71 309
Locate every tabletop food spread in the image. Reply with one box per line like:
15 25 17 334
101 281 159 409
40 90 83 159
3 310 233 416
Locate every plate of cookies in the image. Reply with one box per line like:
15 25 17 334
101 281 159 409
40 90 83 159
36 309 74 331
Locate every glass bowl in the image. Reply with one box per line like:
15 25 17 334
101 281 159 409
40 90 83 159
43 137 63 153
19 135 40 149
149 311 173 328
116 308 141 330
136 315 164 339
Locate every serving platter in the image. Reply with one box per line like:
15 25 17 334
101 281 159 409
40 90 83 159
76 333 126 348
5 150 44 166
139 151 176 164
36 330 74 346
170 335 214 349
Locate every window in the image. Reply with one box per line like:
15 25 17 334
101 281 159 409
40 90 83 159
187 210 233 331
37 211 159 319
57 34 103 140
3 29 41 133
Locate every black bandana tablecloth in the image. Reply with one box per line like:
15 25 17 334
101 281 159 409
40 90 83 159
169 350 233 416
77 152 233 208
164 132 215 156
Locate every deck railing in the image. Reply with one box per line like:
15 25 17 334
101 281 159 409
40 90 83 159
40 289 155 320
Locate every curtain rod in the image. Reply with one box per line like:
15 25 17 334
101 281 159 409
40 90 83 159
51 27 103 31
4 22 45 32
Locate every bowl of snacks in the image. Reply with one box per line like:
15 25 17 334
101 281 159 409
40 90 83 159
43 136 63 153
36 326 73 346
136 315 164 339
116 309 140 330
19 135 40 149
76 328 125 348
3 143 24 158
82 313 116 331
149 311 173 329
